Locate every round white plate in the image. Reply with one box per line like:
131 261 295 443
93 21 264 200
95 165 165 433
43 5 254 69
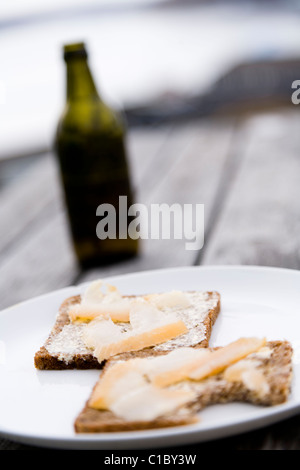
0 265 300 449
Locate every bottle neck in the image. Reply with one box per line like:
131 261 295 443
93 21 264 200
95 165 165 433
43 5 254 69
66 57 100 103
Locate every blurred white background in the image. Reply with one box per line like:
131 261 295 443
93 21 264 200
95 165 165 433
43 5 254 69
1 0 300 159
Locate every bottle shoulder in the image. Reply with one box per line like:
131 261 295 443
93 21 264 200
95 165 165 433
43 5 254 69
57 101 125 136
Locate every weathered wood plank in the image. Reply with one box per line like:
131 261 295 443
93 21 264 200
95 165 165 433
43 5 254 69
0 153 63 258
0 211 77 310
78 117 237 284
200 109 300 268
0 127 170 257
0 126 174 308
126 124 173 191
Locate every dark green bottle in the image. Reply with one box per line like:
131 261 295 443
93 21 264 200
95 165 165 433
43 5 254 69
55 42 138 268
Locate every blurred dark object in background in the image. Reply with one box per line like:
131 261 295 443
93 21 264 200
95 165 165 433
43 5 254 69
55 42 138 269
125 58 300 126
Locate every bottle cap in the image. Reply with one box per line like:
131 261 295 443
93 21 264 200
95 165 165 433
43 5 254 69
63 42 88 60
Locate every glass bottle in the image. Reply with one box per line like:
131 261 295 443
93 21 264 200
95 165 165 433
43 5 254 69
55 42 138 268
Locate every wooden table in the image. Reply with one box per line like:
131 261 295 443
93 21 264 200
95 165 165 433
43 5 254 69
1 107 300 450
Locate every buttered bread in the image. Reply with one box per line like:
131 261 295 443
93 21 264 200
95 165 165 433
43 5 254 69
34 280 221 370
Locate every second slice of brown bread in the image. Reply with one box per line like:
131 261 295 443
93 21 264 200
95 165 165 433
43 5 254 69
74 340 293 433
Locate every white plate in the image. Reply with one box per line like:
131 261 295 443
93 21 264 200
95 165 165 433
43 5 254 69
0 265 300 449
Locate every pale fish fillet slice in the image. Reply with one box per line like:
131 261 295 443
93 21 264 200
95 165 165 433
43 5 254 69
68 280 132 323
93 319 188 363
89 349 205 409
143 347 211 383
144 291 191 310
82 317 123 350
154 337 266 387
89 359 146 410
129 300 184 331
110 384 197 422
68 300 132 323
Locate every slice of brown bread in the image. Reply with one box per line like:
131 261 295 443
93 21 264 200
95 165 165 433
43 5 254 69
34 290 221 370
74 340 293 433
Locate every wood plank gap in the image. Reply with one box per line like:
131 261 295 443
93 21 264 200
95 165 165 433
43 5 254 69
200 109 300 268
77 118 237 284
194 117 248 265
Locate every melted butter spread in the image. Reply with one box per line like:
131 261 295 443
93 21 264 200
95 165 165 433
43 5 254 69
153 292 218 352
